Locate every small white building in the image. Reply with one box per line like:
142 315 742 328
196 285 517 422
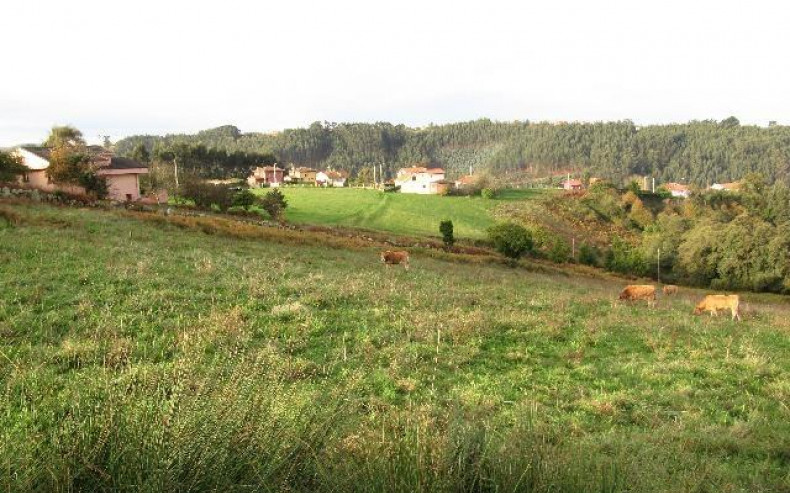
316 170 348 187
395 166 447 194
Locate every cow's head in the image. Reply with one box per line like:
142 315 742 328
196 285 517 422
693 303 704 315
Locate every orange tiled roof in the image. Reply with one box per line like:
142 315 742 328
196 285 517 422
663 182 689 191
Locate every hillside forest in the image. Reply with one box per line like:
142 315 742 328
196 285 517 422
513 175 790 294
115 118 790 185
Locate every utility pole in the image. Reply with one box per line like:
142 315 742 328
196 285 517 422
373 164 377 187
652 177 655 193
572 237 576 260
173 156 179 189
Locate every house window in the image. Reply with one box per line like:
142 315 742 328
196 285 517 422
412 176 416 181
126 194 132 201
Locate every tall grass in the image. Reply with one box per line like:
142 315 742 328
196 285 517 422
1 202 788 492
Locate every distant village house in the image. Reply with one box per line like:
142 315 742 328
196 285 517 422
455 175 476 189
316 170 348 187
288 166 318 184
12 146 148 201
663 182 691 198
247 166 284 188
395 166 449 194
561 178 584 191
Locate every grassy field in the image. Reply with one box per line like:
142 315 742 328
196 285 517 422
254 187 546 239
1 202 789 492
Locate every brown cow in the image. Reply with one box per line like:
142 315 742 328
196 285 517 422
662 285 678 296
693 295 741 321
380 250 410 270
618 285 656 307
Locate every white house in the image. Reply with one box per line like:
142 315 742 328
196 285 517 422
395 166 448 194
316 170 348 187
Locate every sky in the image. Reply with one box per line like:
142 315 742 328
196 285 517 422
1 0 788 146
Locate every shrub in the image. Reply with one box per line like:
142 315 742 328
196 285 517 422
261 188 288 221
0 151 26 182
78 172 108 199
488 222 533 259
605 237 649 276
578 242 599 266
439 220 454 248
481 188 496 200
233 189 257 210
181 181 234 211
546 238 572 263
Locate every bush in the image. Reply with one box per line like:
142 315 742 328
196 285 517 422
481 188 496 200
578 243 600 267
0 151 26 182
605 237 649 276
233 189 257 210
439 220 454 248
546 238 572 263
181 181 234 211
78 172 108 199
261 188 288 221
488 223 533 259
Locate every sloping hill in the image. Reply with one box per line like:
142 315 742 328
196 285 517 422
1 202 789 491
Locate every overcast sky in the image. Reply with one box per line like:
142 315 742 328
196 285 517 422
1 0 787 146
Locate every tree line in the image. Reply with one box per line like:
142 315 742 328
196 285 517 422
532 176 790 294
116 118 790 184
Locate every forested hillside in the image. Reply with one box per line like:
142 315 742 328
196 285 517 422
116 118 790 184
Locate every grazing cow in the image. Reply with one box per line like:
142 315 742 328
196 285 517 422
693 295 741 321
380 250 410 270
662 285 678 296
618 285 656 307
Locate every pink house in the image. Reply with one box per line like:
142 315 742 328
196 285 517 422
12 146 148 201
94 156 149 201
247 166 285 187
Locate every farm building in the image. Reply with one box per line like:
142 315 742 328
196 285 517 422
663 182 691 198
395 166 446 194
316 170 348 187
12 146 148 201
247 166 285 187
561 178 584 191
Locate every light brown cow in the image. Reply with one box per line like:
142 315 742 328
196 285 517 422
693 295 741 321
380 250 410 270
618 285 656 307
662 285 678 296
